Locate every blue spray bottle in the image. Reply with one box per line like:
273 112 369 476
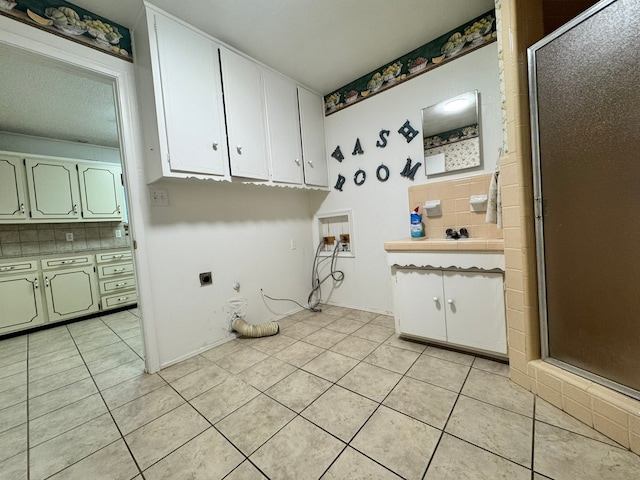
410 207 424 239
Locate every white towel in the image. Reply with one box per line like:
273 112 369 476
486 154 502 228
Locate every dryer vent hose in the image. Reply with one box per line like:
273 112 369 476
231 316 279 338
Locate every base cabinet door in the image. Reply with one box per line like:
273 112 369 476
0 272 45 334
396 268 447 341
443 271 507 354
44 266 99 322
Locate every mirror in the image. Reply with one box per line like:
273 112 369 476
422 90 481 176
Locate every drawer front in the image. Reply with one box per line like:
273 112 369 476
98 262 134 278
102 291 137 309
99 276 136 295
42 255 93 270
96 250 132 264
0 260 38 275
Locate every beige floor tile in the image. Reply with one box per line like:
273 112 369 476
462 368 534 417
29 393 107 447
280 321 322 339
29 365 90 398
534 421 640 480
351 324 395 343
369 314 395 328
0 385 27 411
238 356 297 391
322 446 402 479
67 318 108 338
215 347 269 374
343 310 379 322
0 371 26 395
158 354 214 383
216 394 296 455
28 339 79 359
302 385 377 442
352 406 440 480
170 363 229 400
302 351 359 383
535 398 621 447
124 404 209 470
190 376 260 424
225 460 267 479
249 333 298 355
383 376 457 429
265 370 331 413
324 318 369 335
112 385 185 435
274 341 324 368
0 352 26 370
48 439 139 480
425 434 531 480
251 416 345 480
86 348 140 376
424 346 475 366
0 423 27 463
330 336 379 360
143 428 243 480
0 451 27 480
302 328 347 349
118 325 142 340
445 395 533 468
101 373 166 410
406 354 470 392
79 341 131 364
303 313 339 328
70 325 114 344
338 362 401 402
0 401 26 434
93 358 146 391
29 413 120 480
364 344 420 374
200 340 246 363
28 346 79 370
28 354 85 382
320 305 352 317
0 360 26 380
473 356 510 376
0 337 27 360
75 332 122 354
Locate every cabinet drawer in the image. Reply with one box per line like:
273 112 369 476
0 260 38 275
96 250 132 264
102 291 137 309
99 276 136 295
98 262 134 278
42 255 93 270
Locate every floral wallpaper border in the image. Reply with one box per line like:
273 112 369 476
0 0 132 62
324 9 497 116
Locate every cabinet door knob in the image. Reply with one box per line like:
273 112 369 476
45 276 49 288
73 204 78 215
447 299 454 305
20 203 25 214
295 158 300 165
307 160 314 167
212 142 218 151
236 146 242 154
432 297 439 302
117 205 121 214
34 278 39 289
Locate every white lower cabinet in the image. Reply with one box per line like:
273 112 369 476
0 259 45 335
43 255 99 323
96 249 137 311
395 267 507 355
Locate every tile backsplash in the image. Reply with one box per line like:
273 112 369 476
0 222 130 258
408 173 503 240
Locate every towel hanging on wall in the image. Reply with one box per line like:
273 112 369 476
486 149 502 228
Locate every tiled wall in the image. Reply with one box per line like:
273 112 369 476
408 173 503 240
499 0 640 455
0 222 130 258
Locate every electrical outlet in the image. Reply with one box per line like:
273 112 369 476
340 234 350 243
65 232 74 242
149 188 169 207
114 229 122 238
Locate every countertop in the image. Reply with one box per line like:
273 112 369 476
384 238 504 252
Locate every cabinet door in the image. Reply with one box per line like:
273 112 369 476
298 87 328 187
0 273 45 333
220 47 269 180
263 70 303 184
0 155 28 222
443 271 507 354
154 13 228 177
44 266 99 322
77 163 123 220
396 268 447 341
25 158 81 220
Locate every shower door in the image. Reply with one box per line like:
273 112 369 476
529 0 640 398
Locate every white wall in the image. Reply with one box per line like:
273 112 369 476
313 44 501 313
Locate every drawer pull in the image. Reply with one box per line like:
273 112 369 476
112 254 123 259
116 296 129 302
60 260 76 264
114 282 127 287
0 266 15 271
113 267 126 272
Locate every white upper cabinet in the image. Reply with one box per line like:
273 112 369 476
220 47 269 181
152 13 228 178
298 87 329 187
77 163 124 220
25 157 81 221
0 154 28 221
263 70 303 184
